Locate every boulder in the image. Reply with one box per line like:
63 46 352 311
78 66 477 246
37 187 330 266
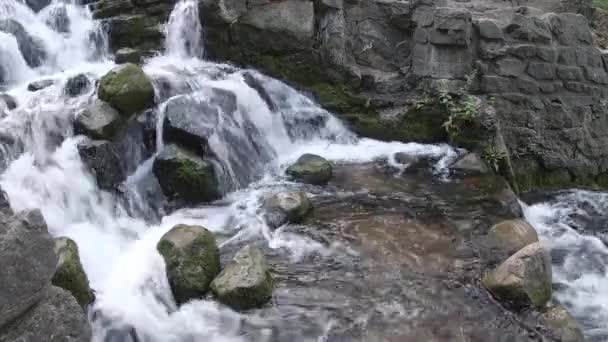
263 191 311 228
0 209 57 329
210 245 273 310
162 89 237 155
541 304 585 342
0 20 47 68
286 154 332 185
115 48 142 64
488 219 539 256
64 74 90 97
74 100 123 139
97 63 155 117
45 5 70 33
152 144 220 203
24 0 52 12
450 153 491 175
27 79 54 92
157 224 220 304
0 94 16 110
482 242 552 309
0 286 91 342
77 139 125 190
51 238 94 307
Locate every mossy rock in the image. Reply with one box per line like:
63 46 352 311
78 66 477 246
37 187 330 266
211 245 273 310
157 224 220 304
152 144 220 203
51 237 94 307
488 219 539 256
482 242 552 309
286 154 332 185
98 63 154 117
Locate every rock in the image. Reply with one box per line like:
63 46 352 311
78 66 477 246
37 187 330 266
97 63 155 117
394 153 438 174
24 0 51 12
240 0 314 41
263 191 311 228
77 139 125 190
450 153 491 175
104 15 163 53
541 303 585 342
210 245 273 310
64 74 90 97
0 209 57 329
286 154 332 185
51 238 94 307
488 219 539 257
477 19 503 40
115 48 142 64
45 5 70 33
0 286 91 342
157 224 220 304
482 242 552 309
27 79 54 92
162 89 237 155
0 94 16 110
152 144 220 203
0 19 47 68
74 101 123 139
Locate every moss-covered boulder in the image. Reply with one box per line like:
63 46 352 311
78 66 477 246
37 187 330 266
51 237 94 307
211 245 273 310
487 219 539 257
98 63 154 117
152 144 220 203
157 224 220 304
482 242 552 309
286 154 332 185
541 304 585 342
263 191 311 228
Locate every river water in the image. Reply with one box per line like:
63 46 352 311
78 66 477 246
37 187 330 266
0 0 605 341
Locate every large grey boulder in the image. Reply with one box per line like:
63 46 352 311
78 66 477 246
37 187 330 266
0 209 57 329
0 20 46 68
152 144 220 203
51 238 94 307
541 303 585 342
157 224 220 304
97 63 155 117
74 100 123 139
482 242 552 309
286 154 332 185
211 245 273 310
487 219 539 256
77 139 125 190
0 286 91 342
263 191 311 228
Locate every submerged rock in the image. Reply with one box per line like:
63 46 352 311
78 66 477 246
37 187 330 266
0 209 57 329
74 100 123 139
51 237 94 307
152 144 220 203
483 242 552 309
0 94 16 110
211 245 273 310
263 191 311 228
77 139 125 190
114 48 142 64
64 74 90 97
394 152 438 174
286 154 332 185
541 303 585 342
0 19 47 68
24 0 51 12
157 224 220 304
27 79 54 92
0 286 91 342
45 5 70 33
488 219 539 256
450 153 491 175
98 63 155 117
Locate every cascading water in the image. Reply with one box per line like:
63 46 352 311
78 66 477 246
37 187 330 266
0 0 465 341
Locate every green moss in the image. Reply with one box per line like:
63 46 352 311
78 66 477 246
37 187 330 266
157 225 220 304
286 154 332 185
51 238 94 307
98 63 155 116
527 284 552 309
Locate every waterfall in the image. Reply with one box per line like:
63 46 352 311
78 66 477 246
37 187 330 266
0 0 459 340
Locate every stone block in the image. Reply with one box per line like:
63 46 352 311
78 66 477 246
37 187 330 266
509 44 536 59
481 75 514 93
476 19 502 40
505 14 552 44
430 29 469 46
556 65 583 80
479 40 505 60
527 62 556 80
537 47 556 63
539 81 562 94
516 77 540 94
583 66 608 84
414 27 428 43
564 81 592 93
496 58 526 77
558 47 577 65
